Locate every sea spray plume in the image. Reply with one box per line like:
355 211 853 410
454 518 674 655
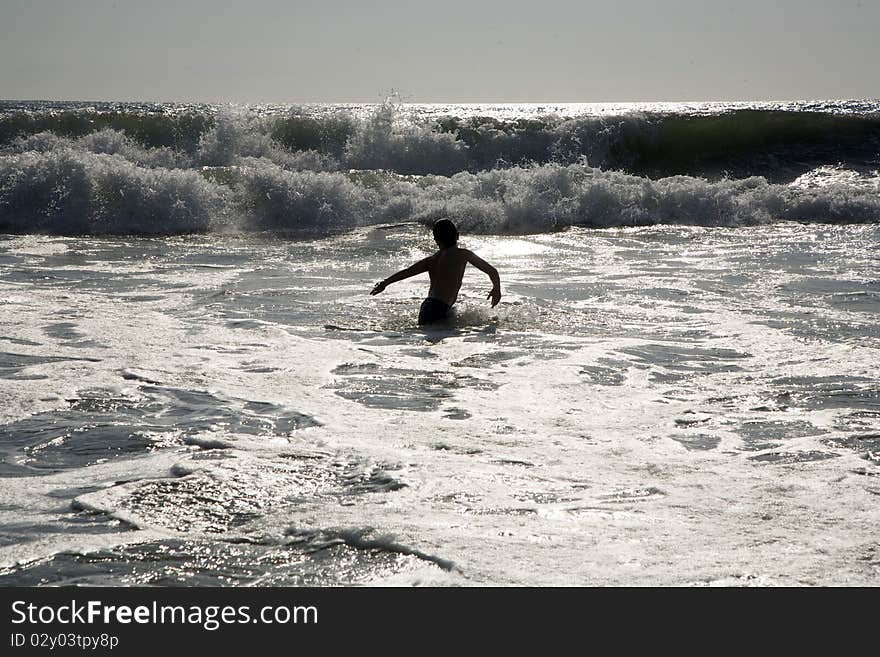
0 149 227 234
8 129 191 169
6 131 68 154
410 164 879 234
87 154 228 234
197 110 277 166
417 164 642 233
232 158 386 233
1 152 878 236
0 149 90 233
413 165 576 233
783 185 880 223
78 130 190 169
343 102 468 175
196 110 339 172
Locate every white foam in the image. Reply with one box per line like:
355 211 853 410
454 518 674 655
2 223 879 584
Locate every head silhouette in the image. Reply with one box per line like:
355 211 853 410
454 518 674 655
432 219 459 248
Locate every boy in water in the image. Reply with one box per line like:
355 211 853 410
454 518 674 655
370 219 501 325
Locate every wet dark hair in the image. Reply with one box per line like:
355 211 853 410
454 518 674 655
432 219 459 247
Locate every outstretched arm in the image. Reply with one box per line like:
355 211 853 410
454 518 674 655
466 251 501 307
370 256 432 295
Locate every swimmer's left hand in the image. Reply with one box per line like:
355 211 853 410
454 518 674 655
487 287 501 307
370 280 387 295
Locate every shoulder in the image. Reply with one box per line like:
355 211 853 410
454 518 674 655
462 248 484 264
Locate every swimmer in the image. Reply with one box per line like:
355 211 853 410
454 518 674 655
370 219 501 325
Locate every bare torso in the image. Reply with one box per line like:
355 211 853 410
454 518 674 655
370 241 500 310
427 246 470 306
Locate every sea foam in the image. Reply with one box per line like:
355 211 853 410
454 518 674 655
2 102 879 236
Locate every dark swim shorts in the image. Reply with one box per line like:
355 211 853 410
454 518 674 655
418 297 451 325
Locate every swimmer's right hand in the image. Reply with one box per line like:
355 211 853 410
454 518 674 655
370 280 387 295
487 286 501 307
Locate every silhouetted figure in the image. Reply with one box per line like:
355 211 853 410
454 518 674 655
370 219 501 325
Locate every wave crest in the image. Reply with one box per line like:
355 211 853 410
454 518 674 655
0 148 227 234
5 104 879 180
3 147 877 236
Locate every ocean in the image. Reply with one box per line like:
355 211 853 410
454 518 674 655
0 99 878 586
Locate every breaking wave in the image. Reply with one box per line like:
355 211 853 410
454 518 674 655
3 102 879 177
1 101 878 235
2 149 878 236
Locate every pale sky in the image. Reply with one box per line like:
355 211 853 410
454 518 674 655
1 0 878 103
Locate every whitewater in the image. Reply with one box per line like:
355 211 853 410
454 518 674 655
0 100 878 586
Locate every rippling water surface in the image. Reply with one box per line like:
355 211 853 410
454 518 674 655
1 221 878 585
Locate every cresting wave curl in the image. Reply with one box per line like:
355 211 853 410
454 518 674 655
1 104 878 235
